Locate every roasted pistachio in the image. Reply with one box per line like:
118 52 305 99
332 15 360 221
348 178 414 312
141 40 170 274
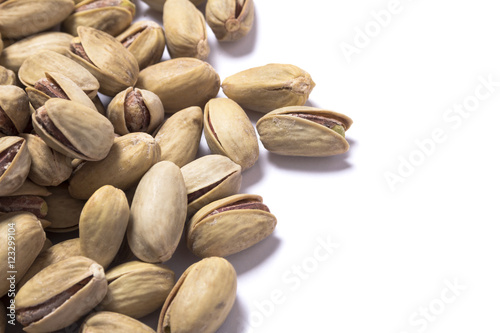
0 136 31 196
6 179 51 197
0 85 30 136
80 311 156 333
44 183 86 232
0 196 47 218
206 0 254 41
0 66 16 85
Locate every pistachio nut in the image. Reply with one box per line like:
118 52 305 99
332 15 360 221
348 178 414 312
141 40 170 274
181 154 242 217
97 261 175 318
44 183 85 232
206 0 254 41
0 212 45 297
32 99 115 161
204 98 259 170
7 179 51 197
0 0 74 39
0 136 31 196
80 185 129 269
68 132 161 199
0 66 16 85
116 20 166 70
80 311 156 333
143 0 206 11
154 106 203 167
0 85 30 136
18 50 100 98
69 26 140 96
187 194 277 257
157 257 237 333
63 0 135 37
107 87 164 135
136 58 220 113
0 195 47 218
222 63 316 113
163 0 210 59
15 256 107 333
256 106 353 156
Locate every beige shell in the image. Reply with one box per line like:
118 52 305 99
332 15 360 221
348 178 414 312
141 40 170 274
157 257 237 333
154 106 203 167
68 132 161 200
256 106 353 156
221 63 316 113
0 85 30 134
128 161 187 263
0 136 31 196
79 185 129 269
6 179 51 197
136 58 220 113
97 261 175 318
44 183 86 232
0 212 45 297
204 98 259 170
80 311 156 333
206 0 254 41
15 256 107 333
0 66 16 85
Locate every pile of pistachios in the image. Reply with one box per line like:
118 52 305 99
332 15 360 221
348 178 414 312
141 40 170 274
0 0 353 332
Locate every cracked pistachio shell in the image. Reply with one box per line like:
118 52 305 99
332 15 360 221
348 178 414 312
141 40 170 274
0 66 16 85
69 26 140 96
136 58 220 113
6 179 50 197
181 154 242 217
163 0 209 59
222 63 316 113
0 212 45 297
15 256 107 333
154 106 203 167
157 257 237 333
0 136 31 196
44 183 85 232
0 85 30 135
116 20 166 70
204 98 259 170
256 106 353 156
128 161 187 263
68 132 161 200
63 0 135 37
80 185 129 269
80 312 156 333
0 0 74 39
187 194 276 257
97 261 175 318
206 0 254 41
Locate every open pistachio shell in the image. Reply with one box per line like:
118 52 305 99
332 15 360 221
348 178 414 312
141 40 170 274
206 0 254 41
0 65 16 85
0 85 30 135
0 136 31 196
80 311 156 333
44 183 86 232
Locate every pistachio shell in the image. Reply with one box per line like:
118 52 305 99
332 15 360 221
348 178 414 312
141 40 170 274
206 0 254 41
0 65 16 85
0 32 3 55
0 136 31 196
44 183 86 232
80 312 156 333
0 85 30 134
7 179 51 197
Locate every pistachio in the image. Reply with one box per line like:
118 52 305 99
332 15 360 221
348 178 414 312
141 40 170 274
0 65 16 85
256 106 353 156
221 63 316 113
44 183 86 232
0 85 30 136
206 0 254 41
0 136 31 196
0 32 3 55
80 311 156 333
142 0 206 11
0 195 48 218
157 257 237 333
6 179 51 197
204 98 259 170
15 256 107 332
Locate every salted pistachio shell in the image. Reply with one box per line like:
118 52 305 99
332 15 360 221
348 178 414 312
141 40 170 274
222 63 316 113
181 154 242 217
80 311 156 333
98 261 175 318
0 212 45 297
18 50 100 98
0 136 31 196
69 26 140 96
0 0 74 39
0 85 30 135
7 179 51 197
154 106 203 167
136 58 220 113
206 0 254 41
44 183 85 232
63 0 135 37
128 161 187 263
163 0 209 60
107 87 164 135
0 194 47 218
256 106 353 156
0 65 16 85
204 98 258 170
116 20 166 70
68 132 161 200
80 185 129 269
15 256 107 333
157 257 237 333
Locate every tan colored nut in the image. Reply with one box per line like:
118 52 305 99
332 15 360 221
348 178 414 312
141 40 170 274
154 106 203 167
80 311 156 333
222 63 316 113
0 32 3 55
68 132 161 200
97 261 175 318
204 98 259 170
0 85 30 136
6 179 51 197
44 183 86 232
206 0 254 41
0 212 45 297
0 195 48 218
15 256 107 333
256 106 353 156
136 58 220 113
79 185 129 269
157 257 237 333
0 65 16 85
0 136 31 196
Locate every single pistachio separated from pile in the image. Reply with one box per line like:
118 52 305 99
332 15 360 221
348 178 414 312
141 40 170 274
43 183 86 233
0 136 31 196
0 85 31 136
206 0 255 41
80 311 156 333
0 66 17 85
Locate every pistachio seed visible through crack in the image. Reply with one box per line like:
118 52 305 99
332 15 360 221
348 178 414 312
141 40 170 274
0 195 48 218
34 78 69 99
206 199 269 217
35 107 80 155
288 113 346 137
70 42 94 65
124 89 149 132
0 140 22 177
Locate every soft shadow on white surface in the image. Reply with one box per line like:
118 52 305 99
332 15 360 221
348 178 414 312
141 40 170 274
218 297 247 333
227 234 281 275
240 158 264 192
